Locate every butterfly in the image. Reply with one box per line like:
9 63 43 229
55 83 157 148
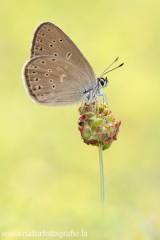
22 22 123 106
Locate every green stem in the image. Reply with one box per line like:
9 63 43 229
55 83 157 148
99 142 105 219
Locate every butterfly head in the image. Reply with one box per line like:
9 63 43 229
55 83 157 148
97 77 108 89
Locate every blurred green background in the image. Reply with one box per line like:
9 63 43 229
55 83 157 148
0 0 160 239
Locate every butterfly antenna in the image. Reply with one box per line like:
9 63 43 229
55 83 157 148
100 56 119 78
101 63 124 76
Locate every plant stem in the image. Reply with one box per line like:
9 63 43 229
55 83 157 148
99 142 105 219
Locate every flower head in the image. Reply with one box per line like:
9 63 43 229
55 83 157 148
78 102 121 150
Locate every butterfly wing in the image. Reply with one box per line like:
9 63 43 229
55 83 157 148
30 21 97 86
22 55 94 106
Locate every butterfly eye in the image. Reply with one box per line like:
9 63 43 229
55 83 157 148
100 79 104 86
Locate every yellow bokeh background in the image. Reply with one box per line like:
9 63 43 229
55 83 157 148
0 1 160 239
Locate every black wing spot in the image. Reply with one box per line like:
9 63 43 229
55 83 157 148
38 86 41 90
35 78 39 81
42 61 45 64
49 79 53 83
34 66 37 68
45 73 49 77
48 28 50 31
52 85 55 88
59 39 63 42
54 53 58 57
49 44 53 48
32 71 35 74
48 69 52 72
41 33 44 36
52 39 56 42
52 58 56 61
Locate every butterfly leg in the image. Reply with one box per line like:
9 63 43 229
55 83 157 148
81 99 84 110
81 99 86 113
87 90 98 111
94 96 98 111
88 90 93 104
97 93 108 106
81 92 90 112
